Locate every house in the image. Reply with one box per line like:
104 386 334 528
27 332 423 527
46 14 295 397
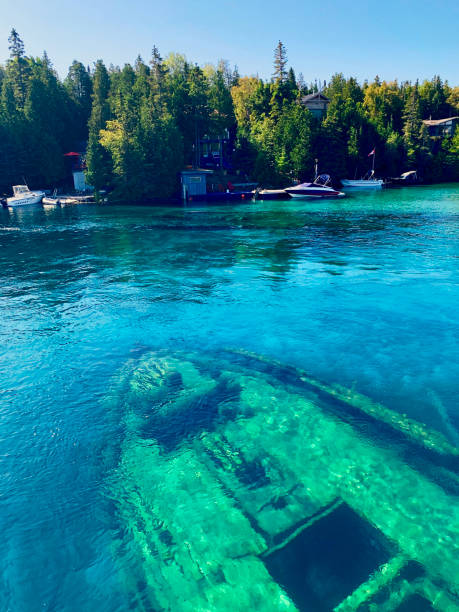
200 134 232 170
300 92 330 119
180 169 213 199
422 117 458 138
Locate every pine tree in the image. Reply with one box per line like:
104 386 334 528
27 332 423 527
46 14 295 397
150 45 167 98
297 72 306 94
272 41 288 83
7 28 29 107
86 61 112 192
231 65 240 87
403 84 422 167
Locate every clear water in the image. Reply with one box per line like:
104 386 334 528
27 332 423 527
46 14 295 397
0 184 458 611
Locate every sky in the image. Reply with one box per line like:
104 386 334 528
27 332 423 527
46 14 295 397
0 0 458 84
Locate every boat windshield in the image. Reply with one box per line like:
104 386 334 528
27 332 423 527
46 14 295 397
12 185 29 196
314 174 331 186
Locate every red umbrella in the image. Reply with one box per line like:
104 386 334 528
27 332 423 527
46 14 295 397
63 152 81 157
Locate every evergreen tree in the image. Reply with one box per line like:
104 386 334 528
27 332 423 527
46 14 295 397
403 84 422 167
231 65 240 87
7 29 29 107
150 45 167 99
207 67 235 134
65 62 92 113
86 60 112 192
272 41 288 83
287 67 296 90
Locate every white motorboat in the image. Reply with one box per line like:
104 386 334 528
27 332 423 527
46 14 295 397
7 185 45 207
285 174 345 199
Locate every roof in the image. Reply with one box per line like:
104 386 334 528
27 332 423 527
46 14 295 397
180 168 214 175
301 92 330 103
422 116 459 126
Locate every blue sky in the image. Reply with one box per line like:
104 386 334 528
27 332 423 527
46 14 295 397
1 0 458 84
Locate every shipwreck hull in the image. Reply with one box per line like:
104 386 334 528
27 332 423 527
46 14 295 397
107 350 459 612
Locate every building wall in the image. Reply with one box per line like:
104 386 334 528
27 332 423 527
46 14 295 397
303 100 329 119
73 171 90 192
181 174 207 196
425 119 458 138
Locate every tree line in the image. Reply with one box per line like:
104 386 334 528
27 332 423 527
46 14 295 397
1 33 458 198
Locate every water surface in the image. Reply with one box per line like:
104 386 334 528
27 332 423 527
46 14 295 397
0 184 458 611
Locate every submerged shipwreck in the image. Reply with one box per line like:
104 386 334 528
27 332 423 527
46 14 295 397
107 349 459 612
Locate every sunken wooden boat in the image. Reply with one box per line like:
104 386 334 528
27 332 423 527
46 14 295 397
106 349 459 611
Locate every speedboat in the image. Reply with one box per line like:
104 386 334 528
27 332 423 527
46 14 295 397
7 185 45 207
284 174 345 199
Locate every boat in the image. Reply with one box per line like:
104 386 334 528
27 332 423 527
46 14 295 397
109 348 459 612
341 173 384 189
341 148 384 189
6 185 45 207
42 193 98 206
285 174 345 199
389 170 420 186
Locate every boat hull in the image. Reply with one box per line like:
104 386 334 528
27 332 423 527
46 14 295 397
341 180 383 189
286 190 345 199
7 192 44 207
43 195 98 206
256 189 289 200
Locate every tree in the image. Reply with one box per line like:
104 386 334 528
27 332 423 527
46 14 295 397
419 76 449 119
7 29 29 107
150 45 167 99
231 76 263 137
273 41 288 83
208 67 234 134
86 60 112 192
403 84 422 167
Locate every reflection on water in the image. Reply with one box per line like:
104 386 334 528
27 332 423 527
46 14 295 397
0 184 458 611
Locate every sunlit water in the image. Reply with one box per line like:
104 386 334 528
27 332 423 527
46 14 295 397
0 184 458 611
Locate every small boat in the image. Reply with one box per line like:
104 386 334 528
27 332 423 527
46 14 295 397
42 196 80 206
341 173 384 189
342 148 384 189
42 193 98 206
285 174 345 199
6 185 45 207
389 170 420 186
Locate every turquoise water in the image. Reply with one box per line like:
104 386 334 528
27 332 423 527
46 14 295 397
0 184 458 611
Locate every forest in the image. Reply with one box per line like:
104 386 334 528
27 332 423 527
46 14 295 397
1 31 458 199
